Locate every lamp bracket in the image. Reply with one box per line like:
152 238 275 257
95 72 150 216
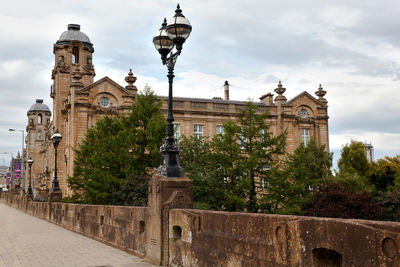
163 50 181 68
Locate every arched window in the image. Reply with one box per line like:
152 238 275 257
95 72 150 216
38 114 42 125
72 46 79 64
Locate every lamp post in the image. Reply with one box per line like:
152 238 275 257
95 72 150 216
27 157 33 196
50 129 62 192
9 129 24 189
153 4 192 178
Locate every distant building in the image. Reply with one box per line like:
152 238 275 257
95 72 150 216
0 166 10 186
364 142 374 162
25 24 330 198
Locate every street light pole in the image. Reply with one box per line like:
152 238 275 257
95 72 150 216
51 129 62 192
9 129 24 190
153 4 192 178
27 157 33 197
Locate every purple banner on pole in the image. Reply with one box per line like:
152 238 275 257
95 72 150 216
6 172 11 183
14 162 21 179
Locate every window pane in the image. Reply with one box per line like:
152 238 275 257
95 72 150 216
216 125 224 135
194 124 203 139
301 128 309 146
174 124 180 142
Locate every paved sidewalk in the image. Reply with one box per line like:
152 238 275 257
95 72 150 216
0 202 153 267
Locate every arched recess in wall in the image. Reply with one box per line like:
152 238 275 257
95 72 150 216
312 247 342 267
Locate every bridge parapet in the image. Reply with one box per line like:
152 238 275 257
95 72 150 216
168 209 400 266
2 188 400 266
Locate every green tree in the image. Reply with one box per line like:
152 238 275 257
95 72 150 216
367 155 400 191
338 140 369 176
180 102 287 212
374 189 400 221
264 139 332 214
67 86 166 205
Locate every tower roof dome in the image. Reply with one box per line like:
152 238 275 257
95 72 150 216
56 24 93 46
28 99 51 115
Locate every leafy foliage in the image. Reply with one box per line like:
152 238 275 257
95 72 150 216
374 190 400 221
180 102 286 212
338 140 369 176
367 155 400 191
330 171 372 194
306 183 382 220
264 139 332 214
67 87 166 205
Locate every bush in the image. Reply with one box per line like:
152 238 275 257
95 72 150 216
374 191 400 222
306 183 382 220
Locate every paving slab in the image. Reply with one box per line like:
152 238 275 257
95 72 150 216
0 202 154 267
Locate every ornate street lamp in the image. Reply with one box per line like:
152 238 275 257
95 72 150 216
50 129 62 192
153 4 192 178
27 157 33 196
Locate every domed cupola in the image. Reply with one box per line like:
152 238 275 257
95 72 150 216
56 24 92 47
27 99 51 116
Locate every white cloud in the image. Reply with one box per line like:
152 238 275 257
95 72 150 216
0 0 399 165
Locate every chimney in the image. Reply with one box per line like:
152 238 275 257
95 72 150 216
224 81 229 101
259 93 274 105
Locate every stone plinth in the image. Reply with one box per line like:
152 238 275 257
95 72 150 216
145 174 193 266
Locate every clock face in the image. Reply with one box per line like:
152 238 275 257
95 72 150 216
100 97 110 107
299 109 307 118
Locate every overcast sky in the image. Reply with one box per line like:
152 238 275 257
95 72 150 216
1 0 399 168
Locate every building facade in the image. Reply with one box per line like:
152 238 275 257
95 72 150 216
25 24 329 198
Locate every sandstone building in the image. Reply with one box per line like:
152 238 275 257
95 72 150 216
25 24 329 198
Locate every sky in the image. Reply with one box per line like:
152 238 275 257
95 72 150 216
1 0 399 168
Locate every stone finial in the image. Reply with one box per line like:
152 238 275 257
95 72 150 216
315 84 327 104
274 81 287 102
125 69 138 93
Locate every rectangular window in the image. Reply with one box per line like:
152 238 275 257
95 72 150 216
301 128 309 146
174 124 180 143
260 128 267 142
216 125 224 135
239 127 246 149
194 124 203 140
38 114 42 125
260 178 268 189
37 130 42 141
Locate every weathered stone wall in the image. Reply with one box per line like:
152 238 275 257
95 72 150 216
169 209 400 267
2 191 400 266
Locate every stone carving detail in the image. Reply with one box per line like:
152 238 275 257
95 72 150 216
71 66 83 87
55 55 70 73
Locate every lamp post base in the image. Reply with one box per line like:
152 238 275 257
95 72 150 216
51 179 60 192
156 142 183 178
